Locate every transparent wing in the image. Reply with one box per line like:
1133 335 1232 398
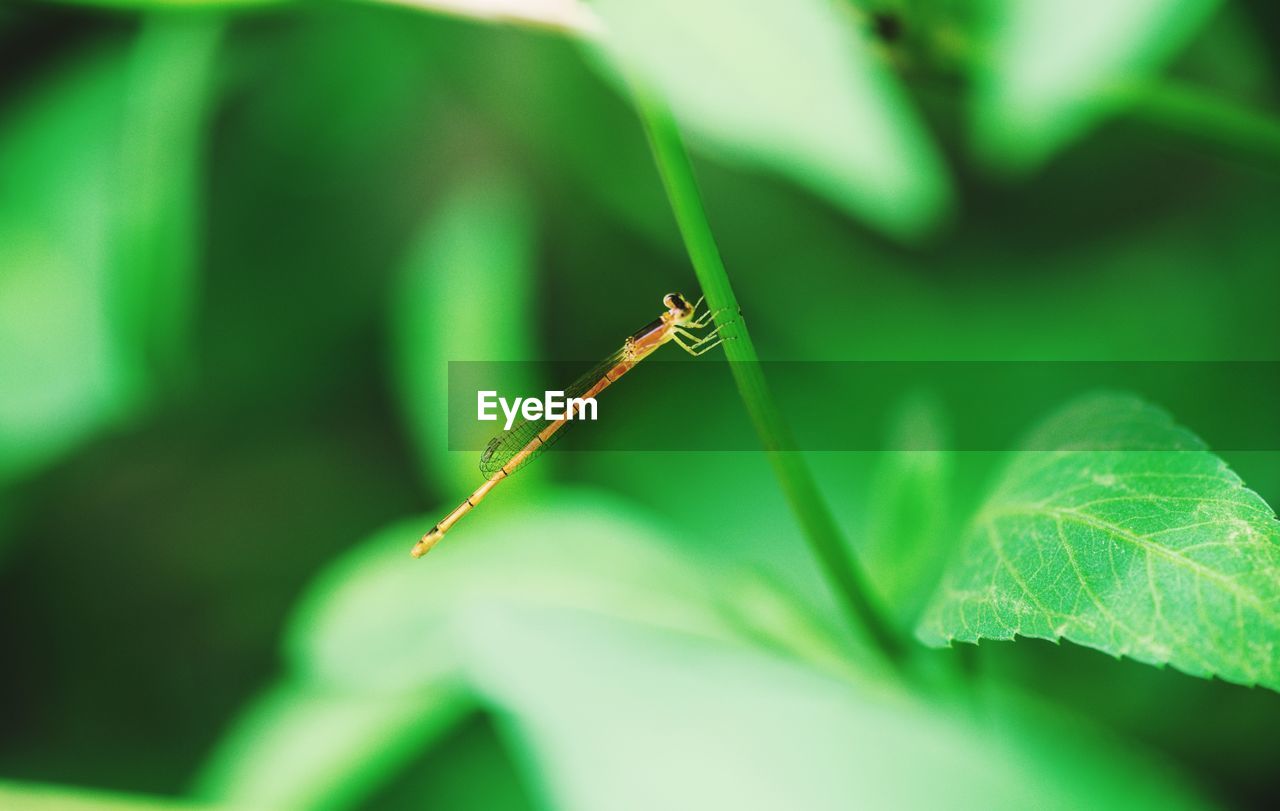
479 347 626 477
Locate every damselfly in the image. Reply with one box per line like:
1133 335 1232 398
412 292 728 557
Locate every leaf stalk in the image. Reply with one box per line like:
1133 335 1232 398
631 84 908 669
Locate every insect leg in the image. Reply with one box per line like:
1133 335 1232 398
673 333 727 357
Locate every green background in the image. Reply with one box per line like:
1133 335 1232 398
1 0 1278 809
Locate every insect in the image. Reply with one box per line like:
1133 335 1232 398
411 292 729 557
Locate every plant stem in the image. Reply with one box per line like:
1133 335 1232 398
630 85 907 669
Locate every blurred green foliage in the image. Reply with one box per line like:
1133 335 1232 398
861 392 952 630
461 604 1210 811
0 26 213 485
972 0 1224 169
390 176 541 494
0 781 215 811
2 1 1279 810
592 0 952 236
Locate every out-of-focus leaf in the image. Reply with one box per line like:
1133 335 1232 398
111 16 222 383
62 0 598 34
200 490 846 809
0 53 125 484
589 0 951 238
0 51 134 485
692 157 1280 365
285 490 748 693
919 393 1280 692
460 602 1209 811
0 21 218 486
364 713 539 811
0 781 214 811
194 680 469 811
55 0 280 9
367 0 598 34
973 0 1222 170
470 34 677 248
862 393 952 629
390 177 539 494
286 486 864 692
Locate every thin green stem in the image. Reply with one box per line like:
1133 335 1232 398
630 85 907 669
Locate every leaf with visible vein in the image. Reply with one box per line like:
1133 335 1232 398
918 393 1280 692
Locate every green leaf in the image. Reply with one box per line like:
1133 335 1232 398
358 0 597 33
919 393 1280 692
0 50 136 485
285 489 746 693
390 176 540 494
0 23 218 485
194 680 470 811
63 0 598 35
589 0 951 238
973 0 1222 170
0 781 215 811
861 393 953 629
53 0 280 8
458 602 1210 811
200 491 796 809
110 15 222 383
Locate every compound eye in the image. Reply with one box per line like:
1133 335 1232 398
663 293 680 309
